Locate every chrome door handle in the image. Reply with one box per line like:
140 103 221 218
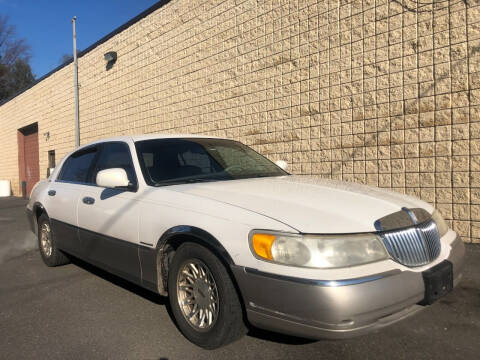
82 196 95 205
48 190 56 196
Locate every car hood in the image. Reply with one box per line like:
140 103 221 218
169 175 433 234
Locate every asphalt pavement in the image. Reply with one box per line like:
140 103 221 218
1 196 479 360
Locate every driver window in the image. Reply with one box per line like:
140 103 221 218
93 142 137 186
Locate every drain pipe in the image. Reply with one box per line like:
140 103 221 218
72 16 80 148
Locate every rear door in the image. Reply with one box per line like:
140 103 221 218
76 141 142 284
46 146 99 256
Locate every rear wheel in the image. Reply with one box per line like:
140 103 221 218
37 214 70 267
168 242 246 349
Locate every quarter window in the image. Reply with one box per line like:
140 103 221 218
58 147 97 183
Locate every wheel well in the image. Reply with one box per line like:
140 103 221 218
157 234 234 294
32 203 47 234
156 233 248 322
34 204 45 220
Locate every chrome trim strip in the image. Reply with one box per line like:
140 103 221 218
402 207 418 224
374 208 432 232
243 267 401 287
374 219 383 231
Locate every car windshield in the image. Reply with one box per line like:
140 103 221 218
135 138 288 186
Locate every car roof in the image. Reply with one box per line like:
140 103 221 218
78 133 227 148
64 134 229 159
130 134 225 142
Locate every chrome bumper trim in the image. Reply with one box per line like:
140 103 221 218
233 236 465 340
244 267 400 287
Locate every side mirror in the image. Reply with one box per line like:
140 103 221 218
47 167 55 178
275 160 288 171
96 168 130 189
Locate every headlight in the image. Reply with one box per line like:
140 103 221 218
250 231 388 268
432 210 449 237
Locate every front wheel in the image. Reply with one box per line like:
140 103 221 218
167 242 246 349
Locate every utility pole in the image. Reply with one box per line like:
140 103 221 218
72 16 80 148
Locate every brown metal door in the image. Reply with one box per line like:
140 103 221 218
17 123 40 196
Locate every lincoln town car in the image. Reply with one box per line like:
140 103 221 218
26 135 465 349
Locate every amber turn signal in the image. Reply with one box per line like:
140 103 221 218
251 233 276 260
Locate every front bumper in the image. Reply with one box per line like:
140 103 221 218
231 236 465 340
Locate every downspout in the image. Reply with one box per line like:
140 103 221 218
72 16 80 148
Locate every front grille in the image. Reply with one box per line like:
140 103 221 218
381 220 441 267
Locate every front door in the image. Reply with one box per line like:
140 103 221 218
77 142 141 284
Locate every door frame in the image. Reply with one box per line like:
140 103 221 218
17 122 40 197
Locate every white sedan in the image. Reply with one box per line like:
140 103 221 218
26 134 465 349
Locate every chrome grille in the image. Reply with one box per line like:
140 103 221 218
381 220 441 267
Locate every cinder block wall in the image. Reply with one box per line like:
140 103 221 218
0 0 479 242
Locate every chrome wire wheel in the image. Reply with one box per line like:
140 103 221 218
40 222 53 257
176 259 219 331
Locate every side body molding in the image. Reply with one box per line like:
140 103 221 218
144 225 234 296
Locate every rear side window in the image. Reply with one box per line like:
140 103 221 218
93 142 137 186
58 147 97 184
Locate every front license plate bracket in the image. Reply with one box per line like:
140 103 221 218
420 260 453 305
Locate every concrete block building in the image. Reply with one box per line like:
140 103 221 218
0 0 479 242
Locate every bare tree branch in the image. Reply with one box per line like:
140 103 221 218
0 15 35 101
59 49 81 65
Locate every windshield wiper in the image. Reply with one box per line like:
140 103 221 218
153 176 231 187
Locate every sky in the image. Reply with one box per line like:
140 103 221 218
1 0 159 78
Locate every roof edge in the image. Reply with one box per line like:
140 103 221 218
0 0 171 107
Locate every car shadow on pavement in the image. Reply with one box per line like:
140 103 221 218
69 256 167 306
69 255 319 346
69 255 322 346
246 327 317 345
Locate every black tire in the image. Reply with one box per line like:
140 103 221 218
37 213 70 267
167 242 246 349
